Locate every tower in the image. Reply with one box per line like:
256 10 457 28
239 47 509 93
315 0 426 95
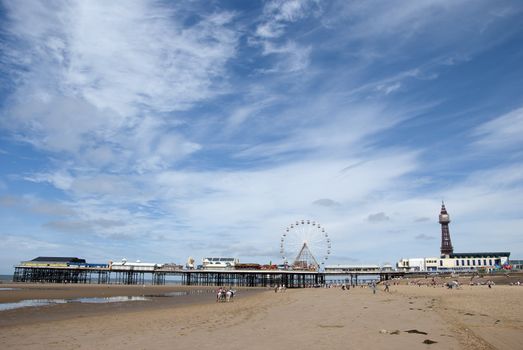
439 201 454 257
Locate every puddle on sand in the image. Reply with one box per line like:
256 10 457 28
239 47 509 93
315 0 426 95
0 288 19 291
0 296 148 311
0 289 212 311
0 299 68 311
153 289 214 297
74 296 149 303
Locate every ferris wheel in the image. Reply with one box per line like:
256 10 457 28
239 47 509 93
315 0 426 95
280 220 331 270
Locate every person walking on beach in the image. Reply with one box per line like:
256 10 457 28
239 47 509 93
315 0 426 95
371 282 376 295
384 281 390 293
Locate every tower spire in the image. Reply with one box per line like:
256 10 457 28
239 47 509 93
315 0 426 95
439 202 453 257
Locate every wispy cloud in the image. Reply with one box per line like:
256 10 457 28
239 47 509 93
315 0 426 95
1 0 238 171
250 0 318 73
473 107 523 150
256 0 318 39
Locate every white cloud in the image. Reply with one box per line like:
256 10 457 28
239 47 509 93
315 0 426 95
256 22 285 39
473 107 523 150
376 82 401 95
252 0 318 73
2 234 62 251
233 102 417 160
260 41 311 73
257 0 317 38
318 0 522 80
1 0 238 170
333 0 512 44
25 171 74 191
18 150 418 259
150 151 419 239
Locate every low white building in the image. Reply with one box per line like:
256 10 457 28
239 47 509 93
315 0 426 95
110 259 162 271
202 257 239 270
325 264 381 273
396 252 510 272
396 258 427 272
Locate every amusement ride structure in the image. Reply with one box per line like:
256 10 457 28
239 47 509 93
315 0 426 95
280 220 331 271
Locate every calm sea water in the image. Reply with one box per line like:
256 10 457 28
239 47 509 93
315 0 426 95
0 275 13 283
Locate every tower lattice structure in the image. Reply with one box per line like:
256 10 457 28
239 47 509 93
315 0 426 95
439 202 454 257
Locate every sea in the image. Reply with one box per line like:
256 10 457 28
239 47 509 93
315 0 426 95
0 275 13 283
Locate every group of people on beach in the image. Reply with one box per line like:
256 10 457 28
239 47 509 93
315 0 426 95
336 281 391 294
274 284 286 293
216 287 235 302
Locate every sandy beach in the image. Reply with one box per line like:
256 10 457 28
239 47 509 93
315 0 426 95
0 283 522 350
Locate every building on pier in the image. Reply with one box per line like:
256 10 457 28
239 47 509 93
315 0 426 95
202 257 239 269
109 258 162 271
20 256 87 267
325 264 381 273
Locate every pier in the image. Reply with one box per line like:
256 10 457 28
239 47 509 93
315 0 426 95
12 265 405 287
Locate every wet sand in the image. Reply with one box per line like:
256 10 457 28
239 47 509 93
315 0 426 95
0 283 221 303
0 284 258 327
0 283 522 349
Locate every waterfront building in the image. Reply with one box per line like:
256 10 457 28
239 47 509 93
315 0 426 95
396 203 511 272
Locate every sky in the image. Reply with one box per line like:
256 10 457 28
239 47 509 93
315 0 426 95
0 0 522 273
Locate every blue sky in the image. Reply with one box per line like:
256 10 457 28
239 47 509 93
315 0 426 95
0 0 522 273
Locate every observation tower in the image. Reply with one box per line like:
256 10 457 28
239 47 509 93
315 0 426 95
439 202 454 257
